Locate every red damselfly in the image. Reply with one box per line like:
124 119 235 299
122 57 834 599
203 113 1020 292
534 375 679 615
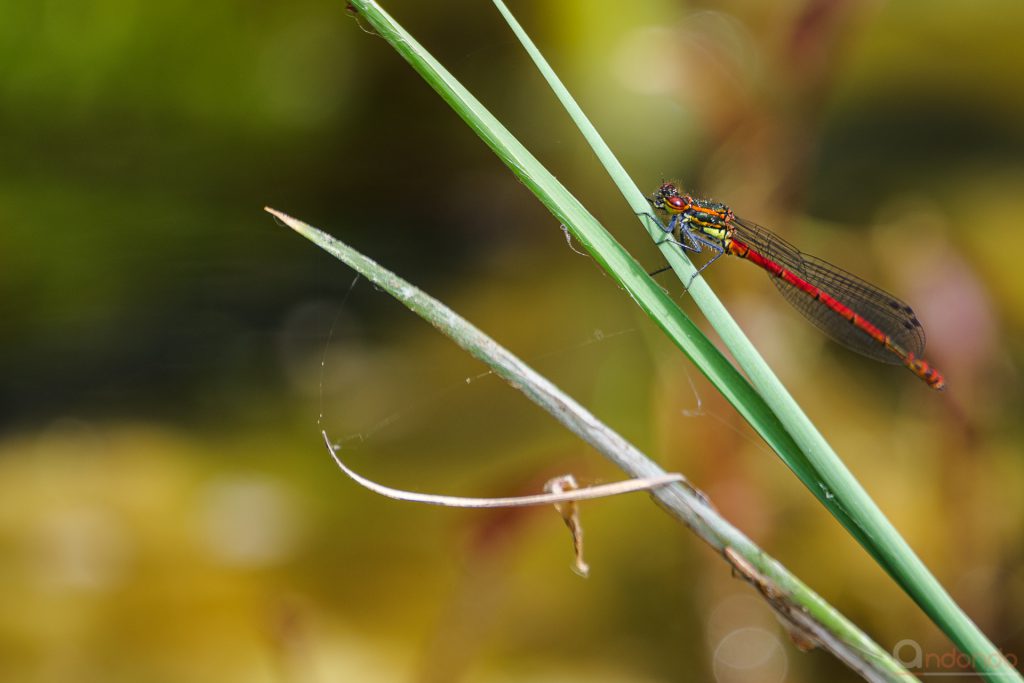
648 182 945 390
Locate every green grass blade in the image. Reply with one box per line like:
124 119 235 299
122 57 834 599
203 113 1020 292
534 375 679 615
271 206 915 681
488 1 1019 679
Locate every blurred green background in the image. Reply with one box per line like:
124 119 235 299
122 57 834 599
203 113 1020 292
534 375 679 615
3 0 1024 680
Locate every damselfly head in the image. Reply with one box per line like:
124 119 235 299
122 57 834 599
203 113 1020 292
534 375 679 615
649 182 682 210
649 183 690 214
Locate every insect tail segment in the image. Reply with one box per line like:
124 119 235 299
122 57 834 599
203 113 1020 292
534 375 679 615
870 328 945 389
893 348 946 390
